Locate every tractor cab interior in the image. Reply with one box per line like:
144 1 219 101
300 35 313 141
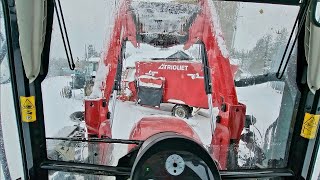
0 0 320 179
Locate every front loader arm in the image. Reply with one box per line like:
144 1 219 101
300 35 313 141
85 0 138 137
184 0 246 169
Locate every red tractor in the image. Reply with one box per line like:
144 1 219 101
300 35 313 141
84 0 248 173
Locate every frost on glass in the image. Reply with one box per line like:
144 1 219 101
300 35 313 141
0 4 11 179
0 2 24 179
44 0 300 174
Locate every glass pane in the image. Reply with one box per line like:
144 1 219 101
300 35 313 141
44 0 300 175
0 1 24 179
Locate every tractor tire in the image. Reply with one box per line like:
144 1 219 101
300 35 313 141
172 105 191 119
69 111 84 122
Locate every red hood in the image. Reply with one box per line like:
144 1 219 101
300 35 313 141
128 116 202 152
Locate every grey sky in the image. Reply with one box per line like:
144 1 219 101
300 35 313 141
50 0 110 59
233 3 299 51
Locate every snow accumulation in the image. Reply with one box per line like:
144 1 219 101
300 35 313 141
110 101 213 146
91 71 97 77
138 81 162 88
123 43 200 68
236 83 283 138
41 76 83 137
101 0 121 59
131 1 199 34
138 75 165 80
207 0 230 58
230 58 242 65
123 69 136 82
85 0 120 99
89 64 109 99
87 57 100 62
124 88 132 97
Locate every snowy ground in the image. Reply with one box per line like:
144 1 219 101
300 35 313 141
1 76 289 179
42 76 83 137
237 83 283 141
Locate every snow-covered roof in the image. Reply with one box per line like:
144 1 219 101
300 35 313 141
167 50 192 60
123 42 198 68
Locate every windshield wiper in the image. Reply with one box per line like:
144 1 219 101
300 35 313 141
276 0 311 79
54 0 75 70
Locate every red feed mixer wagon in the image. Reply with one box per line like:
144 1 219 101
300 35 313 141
120 58 239 119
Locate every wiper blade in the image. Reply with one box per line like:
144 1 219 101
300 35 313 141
54 0 75 70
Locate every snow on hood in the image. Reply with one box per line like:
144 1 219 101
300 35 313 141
138 74 165 80
138 81 162 88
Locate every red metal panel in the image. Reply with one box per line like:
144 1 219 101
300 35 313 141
84 99 109 136
128 117 202 152
184 0 246 140
98 120 112 165
228 104 246 140
210 123 230 170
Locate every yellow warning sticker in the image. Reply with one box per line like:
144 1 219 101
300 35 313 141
300 113 320 139
20 96 36 122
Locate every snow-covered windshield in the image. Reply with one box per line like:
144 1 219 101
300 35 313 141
42 0 301 178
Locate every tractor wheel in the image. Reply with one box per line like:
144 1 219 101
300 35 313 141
69 111 84 122
172 105 191 119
